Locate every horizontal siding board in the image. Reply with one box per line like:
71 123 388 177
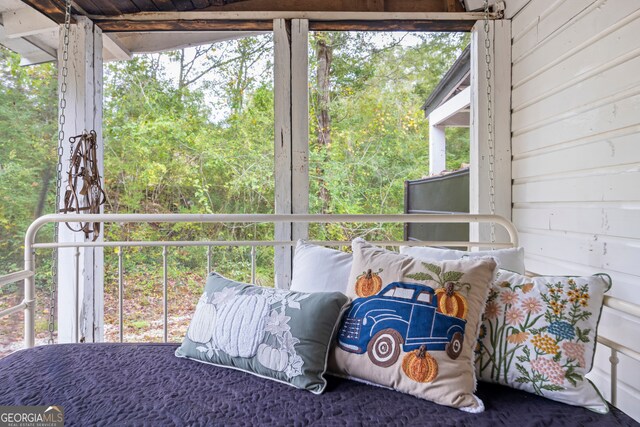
513 206 640 240
512 132 640 178
512 92 640 155
523 253 640 305
519 231 640 278
598 311 640 356
513 17 640 111
512 0 596 63
511 0 559 41
512 170 640 203
512 0 640 87
512 49 640 130
504 0 531 19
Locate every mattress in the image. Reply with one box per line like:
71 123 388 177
0 343 635 426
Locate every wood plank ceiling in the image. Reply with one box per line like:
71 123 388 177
19 0 473 32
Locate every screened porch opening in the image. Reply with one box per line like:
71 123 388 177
0 0 639 423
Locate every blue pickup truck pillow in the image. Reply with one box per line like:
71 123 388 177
177 273 350 394
329 238 497 412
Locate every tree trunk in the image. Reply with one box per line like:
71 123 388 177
34 167 53 218
314 33 333 214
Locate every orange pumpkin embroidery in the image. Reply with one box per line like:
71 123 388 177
355 268 383 297
402 345 438 383
435 282 468 320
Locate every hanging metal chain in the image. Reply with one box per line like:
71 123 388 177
483 0 496 244
49 0 72 345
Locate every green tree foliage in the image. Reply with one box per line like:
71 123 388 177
0 48 57 274
308 32 470 239
0 32 469 279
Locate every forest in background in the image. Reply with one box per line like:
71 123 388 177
0 32 469 346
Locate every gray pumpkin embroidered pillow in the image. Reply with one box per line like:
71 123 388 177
176 272 350 393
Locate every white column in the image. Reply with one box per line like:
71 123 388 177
57 16 104 343
274 19 310 289
291 19 309 243
470 19 512 244
273 19 293 289
428 123 446 175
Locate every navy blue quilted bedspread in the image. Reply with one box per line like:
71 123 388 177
0 343 636 426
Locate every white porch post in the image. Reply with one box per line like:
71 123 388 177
428 87 471 175
470 19 511 244
428 124 446 175
57 16 104 343
274 18 292 289
274 19 309 289
291 19 309 244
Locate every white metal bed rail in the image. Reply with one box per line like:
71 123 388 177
6 213 519 349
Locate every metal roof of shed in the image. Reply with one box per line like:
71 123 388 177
421 43 470 117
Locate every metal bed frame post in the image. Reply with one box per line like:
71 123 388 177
118 246 124 343
24 243 36 348
163 245 168 343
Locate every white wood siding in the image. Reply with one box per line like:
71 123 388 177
510 0 640 420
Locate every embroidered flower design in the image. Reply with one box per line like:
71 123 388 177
567 289 580 303
505 307 525 326
531 334 559 355
264 308 291 335
484 301 502 320
210 287 237 306
478 324 487 339
549 300 565 316
547 320 576 341
521 283 534 293
507 331 529 344
530 357 565 386
579 292 590 307
562 341 586 368
278 330 301 354
549 286 562 295
265 288 291 305
285 354 304 379
196 341 219 359
500 290 519 306
521 297 542 315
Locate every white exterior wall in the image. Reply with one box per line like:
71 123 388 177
510 0 640 419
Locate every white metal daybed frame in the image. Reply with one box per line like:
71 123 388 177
0 213 639 407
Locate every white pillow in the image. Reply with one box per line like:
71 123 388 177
290 240 352 294
400 246 525 274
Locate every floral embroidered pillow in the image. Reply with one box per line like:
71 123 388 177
176 272 350 394
329 238 498 412
476 271 611 412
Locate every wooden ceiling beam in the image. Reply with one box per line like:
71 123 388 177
95 19 273 32
199 0 466 12
309 19 473 32
89 11 491 32
19 0 75 24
